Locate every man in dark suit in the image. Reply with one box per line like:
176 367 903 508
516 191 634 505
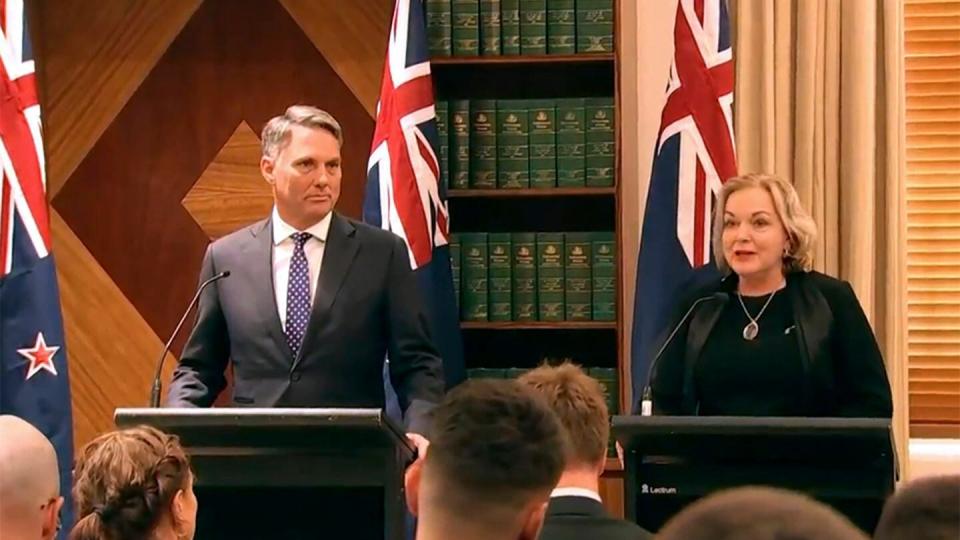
167 105 444 442
518 363 652 540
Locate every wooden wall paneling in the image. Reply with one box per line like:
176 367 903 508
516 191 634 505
280 0 394 117
600 475 626 520
52 0 375 354
32 0 202 198
51 211 174 448
181 122 273 240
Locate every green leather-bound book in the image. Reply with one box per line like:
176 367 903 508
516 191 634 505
576 0 614 53
452 0 480 56
528 100 557 188
480 0 502 55
520 0 547 55
502 0 522 55
436 100 450 190
537 232 565 321
426 0 452 56
488 233 513 321
556 98 586 187
547 0 576 54
585 97 615 187
449 232 461 308
591 232 616 321
460 232 489 321
450 100 471 189
564 232 592 321
470 100 498 189
511 232 537 321
497 100 530 188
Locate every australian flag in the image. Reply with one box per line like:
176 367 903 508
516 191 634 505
0 0 75 536
364 0 466 402
631 0 737 404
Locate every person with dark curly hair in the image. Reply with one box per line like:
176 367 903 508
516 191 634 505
70 425 197 540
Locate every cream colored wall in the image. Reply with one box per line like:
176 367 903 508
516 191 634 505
620 0 679 404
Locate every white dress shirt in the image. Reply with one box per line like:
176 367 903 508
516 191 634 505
272 208 332 331
549 487 602 502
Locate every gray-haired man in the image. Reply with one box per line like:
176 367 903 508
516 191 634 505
167 105 443 444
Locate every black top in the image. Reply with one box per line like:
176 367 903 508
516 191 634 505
695 290 806 416
539 496 653 540
650 271 893 418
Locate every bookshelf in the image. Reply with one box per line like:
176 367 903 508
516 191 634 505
460 321 617 330
446 186 615 198
429 1 623 484
430 52 614 65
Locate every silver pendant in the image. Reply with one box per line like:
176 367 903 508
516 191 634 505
743 321 759 340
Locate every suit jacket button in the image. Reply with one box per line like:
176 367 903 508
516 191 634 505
290 372 302 382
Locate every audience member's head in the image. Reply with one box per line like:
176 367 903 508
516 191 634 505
70 425 197 540
518 362 609 477
657 486 867 540
874 475 960 540
406 379 566 540
0 415 62 540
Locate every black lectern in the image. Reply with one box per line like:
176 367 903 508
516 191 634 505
115 408 414 540
612 416 896 534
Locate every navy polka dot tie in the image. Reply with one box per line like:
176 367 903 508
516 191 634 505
285 232 312 355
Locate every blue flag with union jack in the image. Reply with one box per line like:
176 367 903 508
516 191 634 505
631 0 737 404
364 0 466 398
0 0 75 536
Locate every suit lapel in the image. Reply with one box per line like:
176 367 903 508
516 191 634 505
682 277 732 414
292 213 359 371
787 272 832 411
248 218 294 359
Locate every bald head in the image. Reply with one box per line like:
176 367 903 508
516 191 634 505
0 415 61 536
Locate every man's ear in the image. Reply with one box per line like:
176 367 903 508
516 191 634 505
404 458 423 517
260 155 276 184
41 496 63 539
519 499 549 540
595 456 608 477
171 488 189 526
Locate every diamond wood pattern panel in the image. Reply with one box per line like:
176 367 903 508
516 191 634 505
53 0 374 353
182 122 273 240
36 0 381 448
33 0 201 198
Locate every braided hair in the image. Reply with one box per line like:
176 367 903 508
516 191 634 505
70 426 191 540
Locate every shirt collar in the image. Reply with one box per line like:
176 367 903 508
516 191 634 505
272 207 333 246
550 487 602 502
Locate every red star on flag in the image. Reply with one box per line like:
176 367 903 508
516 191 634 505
17 332 61 380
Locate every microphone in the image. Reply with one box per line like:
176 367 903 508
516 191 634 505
149 271 231 407
639 292 728 416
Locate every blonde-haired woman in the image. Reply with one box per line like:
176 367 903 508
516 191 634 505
70 426 197 540
649 173 892 417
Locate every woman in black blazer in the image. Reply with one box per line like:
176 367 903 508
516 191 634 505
649 173 892 418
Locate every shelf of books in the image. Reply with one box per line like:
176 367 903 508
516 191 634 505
428 0 622 467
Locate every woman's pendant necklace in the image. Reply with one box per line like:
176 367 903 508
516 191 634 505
742 320 760 340
737 285 780 341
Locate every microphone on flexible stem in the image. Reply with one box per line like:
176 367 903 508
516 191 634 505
149 271 231 408
639 292 728 416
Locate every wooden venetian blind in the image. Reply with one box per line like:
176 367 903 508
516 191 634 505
904 0 960 437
